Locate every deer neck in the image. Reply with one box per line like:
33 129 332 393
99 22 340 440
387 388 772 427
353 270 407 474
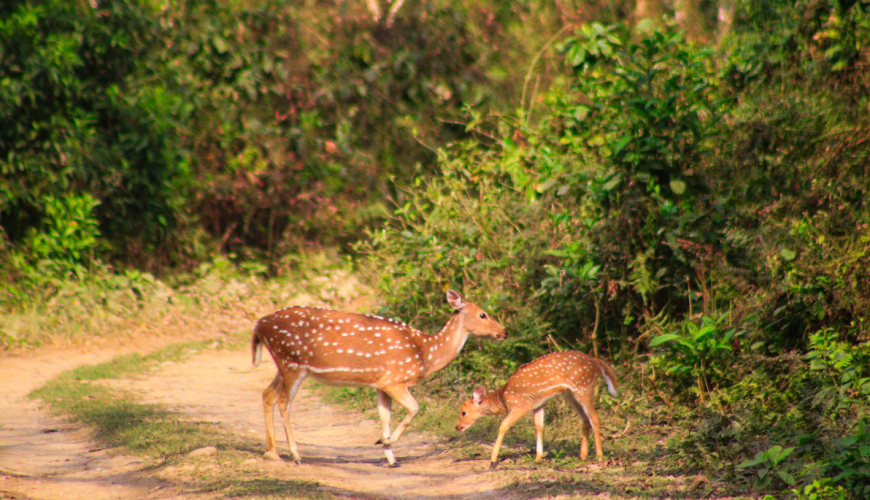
420 313 471 377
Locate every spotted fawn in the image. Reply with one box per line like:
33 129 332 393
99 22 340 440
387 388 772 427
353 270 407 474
455 351 618 468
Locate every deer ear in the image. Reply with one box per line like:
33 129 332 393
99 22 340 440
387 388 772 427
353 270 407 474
472 385 487 404
446 289 465 310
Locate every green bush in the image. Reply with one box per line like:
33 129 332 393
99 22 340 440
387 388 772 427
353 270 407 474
20 193 101 278
825 419 870 498
357 6 870 493
529 22 732 352
737 444 798 491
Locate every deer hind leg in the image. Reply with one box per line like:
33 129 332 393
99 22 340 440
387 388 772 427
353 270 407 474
564 392 592 460
490 408 526 468
533 407 545 461
379 385 419 467
570 390 603 461
276 368 308 464
262 372 283 460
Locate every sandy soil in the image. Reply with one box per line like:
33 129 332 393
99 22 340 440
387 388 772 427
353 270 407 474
0 341 192 500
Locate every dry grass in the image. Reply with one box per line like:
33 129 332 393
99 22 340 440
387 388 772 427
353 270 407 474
0 253 375 354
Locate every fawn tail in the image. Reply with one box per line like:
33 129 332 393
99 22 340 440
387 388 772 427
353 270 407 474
595 358 619 397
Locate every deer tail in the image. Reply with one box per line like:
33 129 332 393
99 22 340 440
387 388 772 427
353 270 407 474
251 323 264 367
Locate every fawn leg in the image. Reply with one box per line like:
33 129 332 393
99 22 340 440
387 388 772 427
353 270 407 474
565 392 593 460
533 407 545 461
490 409 525 468
571 390 603 461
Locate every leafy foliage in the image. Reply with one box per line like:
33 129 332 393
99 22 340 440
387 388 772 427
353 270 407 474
528 22 732 353
357 2 870 496
737 444 797 490
791 479 851 500
649 313 745 401
825 419 870 498
18 193 102 278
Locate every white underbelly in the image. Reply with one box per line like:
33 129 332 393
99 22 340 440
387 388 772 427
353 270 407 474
308 373 379 389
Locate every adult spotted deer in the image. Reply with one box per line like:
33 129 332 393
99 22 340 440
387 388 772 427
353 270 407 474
455 351 618 468
252 289 507 467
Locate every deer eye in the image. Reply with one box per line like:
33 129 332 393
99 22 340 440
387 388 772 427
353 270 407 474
461 412 466 416
479 313 487 319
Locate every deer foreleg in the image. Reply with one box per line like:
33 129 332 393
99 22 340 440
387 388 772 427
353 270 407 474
375 389 398 466
383 385 419 446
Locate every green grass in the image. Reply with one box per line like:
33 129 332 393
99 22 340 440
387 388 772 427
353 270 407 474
201 478 330 499
190 452 333 500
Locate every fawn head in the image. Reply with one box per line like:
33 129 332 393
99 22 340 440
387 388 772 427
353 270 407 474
455 386 490 432
447 290 507 340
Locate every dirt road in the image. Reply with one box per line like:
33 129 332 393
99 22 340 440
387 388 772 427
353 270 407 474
0 340 526 500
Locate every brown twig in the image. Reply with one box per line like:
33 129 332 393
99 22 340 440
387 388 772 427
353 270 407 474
609 417 631 438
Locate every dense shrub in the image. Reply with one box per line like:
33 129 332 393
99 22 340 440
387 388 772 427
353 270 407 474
0 0 190 259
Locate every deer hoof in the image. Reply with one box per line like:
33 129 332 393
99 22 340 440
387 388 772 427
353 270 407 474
489 461 498 470
263 451 281 461
387 462 401 468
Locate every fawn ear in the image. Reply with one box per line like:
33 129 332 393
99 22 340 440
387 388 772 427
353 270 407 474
472 386 487 404
446 289 465 310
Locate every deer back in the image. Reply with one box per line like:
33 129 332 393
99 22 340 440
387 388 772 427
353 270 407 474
255 306 425 386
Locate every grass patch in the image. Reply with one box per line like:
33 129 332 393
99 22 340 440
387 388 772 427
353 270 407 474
199 476 331 499
184 448 336 499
